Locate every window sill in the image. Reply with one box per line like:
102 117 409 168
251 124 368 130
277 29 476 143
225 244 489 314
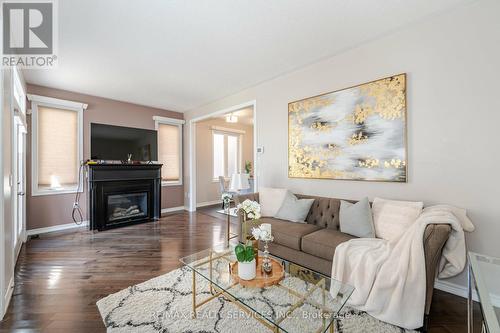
161 181 182 187
32 187 82 197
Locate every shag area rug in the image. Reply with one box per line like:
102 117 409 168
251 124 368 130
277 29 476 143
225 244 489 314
97 266 416 333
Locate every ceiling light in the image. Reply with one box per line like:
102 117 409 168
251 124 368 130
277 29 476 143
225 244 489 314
225 114 238 123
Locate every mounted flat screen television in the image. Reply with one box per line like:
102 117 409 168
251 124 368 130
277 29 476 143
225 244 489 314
90 123 158 162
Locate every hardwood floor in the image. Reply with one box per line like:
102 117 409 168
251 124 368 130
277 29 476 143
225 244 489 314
0 206 480 332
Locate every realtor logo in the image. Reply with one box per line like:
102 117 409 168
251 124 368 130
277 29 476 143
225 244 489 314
1 0 57 67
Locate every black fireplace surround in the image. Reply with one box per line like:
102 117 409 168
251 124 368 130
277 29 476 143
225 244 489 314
88 164 162 231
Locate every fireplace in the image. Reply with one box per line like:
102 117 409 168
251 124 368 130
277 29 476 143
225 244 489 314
88 164 162 231
108 192 148 223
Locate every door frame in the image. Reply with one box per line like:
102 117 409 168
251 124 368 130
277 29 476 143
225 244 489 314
188 100 257 212
11 66 27 262
0 67 5 320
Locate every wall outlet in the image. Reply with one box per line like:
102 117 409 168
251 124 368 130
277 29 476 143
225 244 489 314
256 146 264 154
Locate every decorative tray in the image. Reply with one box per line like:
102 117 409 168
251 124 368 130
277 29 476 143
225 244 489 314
230 257 285 288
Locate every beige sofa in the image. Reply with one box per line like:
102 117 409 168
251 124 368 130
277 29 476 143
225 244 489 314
235 192 452 328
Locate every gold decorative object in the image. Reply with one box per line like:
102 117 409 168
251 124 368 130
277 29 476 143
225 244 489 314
288 73 407 182
229 257 284 288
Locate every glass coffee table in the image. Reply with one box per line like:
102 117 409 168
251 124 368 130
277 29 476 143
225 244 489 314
468 252 500 333
180 244 354 333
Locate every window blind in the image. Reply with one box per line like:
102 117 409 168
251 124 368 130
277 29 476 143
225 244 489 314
158 123 180 181
37 106 78 187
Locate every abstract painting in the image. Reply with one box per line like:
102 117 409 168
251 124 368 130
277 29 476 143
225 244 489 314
288 74 407 182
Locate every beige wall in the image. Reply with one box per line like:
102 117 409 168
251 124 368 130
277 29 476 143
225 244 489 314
185 0 500 289
196 118 253 204
26 84 185 230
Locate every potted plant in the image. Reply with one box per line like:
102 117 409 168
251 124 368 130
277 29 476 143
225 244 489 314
244 161 252 175
234 242 256 280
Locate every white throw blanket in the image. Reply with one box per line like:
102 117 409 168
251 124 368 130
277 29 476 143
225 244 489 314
331 205 475 329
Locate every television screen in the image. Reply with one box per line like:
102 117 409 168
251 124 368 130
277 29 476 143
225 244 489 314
90 123 158 162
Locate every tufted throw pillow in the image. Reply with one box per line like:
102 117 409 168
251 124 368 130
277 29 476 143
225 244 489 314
372 197 423 241
339 197 375 238
259 187 288 217
275 191 315 223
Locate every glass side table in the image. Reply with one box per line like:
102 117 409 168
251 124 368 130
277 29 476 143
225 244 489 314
468 252 500 333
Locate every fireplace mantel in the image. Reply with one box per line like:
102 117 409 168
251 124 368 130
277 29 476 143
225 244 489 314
87 164 162 231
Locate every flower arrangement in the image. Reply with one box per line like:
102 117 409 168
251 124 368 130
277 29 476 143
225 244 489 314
236 199 261 220
252 224 274 274
237 199 261 240
221 193 232 210
251 227 274 242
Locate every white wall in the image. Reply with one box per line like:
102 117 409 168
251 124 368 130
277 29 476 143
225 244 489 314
185 0 500 289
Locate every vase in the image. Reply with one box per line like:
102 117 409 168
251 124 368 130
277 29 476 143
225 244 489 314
238 259 256 280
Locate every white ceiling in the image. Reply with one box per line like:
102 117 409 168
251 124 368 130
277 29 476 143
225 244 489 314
214 107 254 125
24 0 471 112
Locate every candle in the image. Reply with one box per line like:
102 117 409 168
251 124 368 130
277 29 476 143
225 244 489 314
260 223 272 235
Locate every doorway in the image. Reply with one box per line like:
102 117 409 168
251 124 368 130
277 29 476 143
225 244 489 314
188 101 257 212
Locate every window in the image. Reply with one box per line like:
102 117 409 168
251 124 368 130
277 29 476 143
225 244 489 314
28 94 86 196
12 68 26 114
154 116 184 186
212 127 243 180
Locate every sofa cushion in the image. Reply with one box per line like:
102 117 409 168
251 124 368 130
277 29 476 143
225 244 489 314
339 197 375 238
301 229 355 260
259 187 288 217
275 191 315 223
256 217 321 250
296 194 346 229
372 197 423 241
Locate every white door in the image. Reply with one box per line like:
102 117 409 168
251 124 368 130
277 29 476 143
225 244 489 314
13 120 26 259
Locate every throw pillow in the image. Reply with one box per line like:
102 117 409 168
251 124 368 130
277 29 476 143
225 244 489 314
274 191 314 223
339 197 375 238
259 187 288 217
372 197 424 241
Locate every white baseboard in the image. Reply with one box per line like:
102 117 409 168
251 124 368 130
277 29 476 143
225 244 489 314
2 276 14 318
26 221 88 236
434 280 500 307
437 279 500 307
196 200 222 208
434 279 479 301
161 206 186 214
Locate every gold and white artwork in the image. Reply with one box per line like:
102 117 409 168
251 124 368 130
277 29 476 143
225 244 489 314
288 74 407 182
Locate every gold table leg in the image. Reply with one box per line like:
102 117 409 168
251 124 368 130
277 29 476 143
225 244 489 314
192 268 196 318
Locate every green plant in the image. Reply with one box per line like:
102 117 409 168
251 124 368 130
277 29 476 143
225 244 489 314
244 161 252 174
234 242 255 262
